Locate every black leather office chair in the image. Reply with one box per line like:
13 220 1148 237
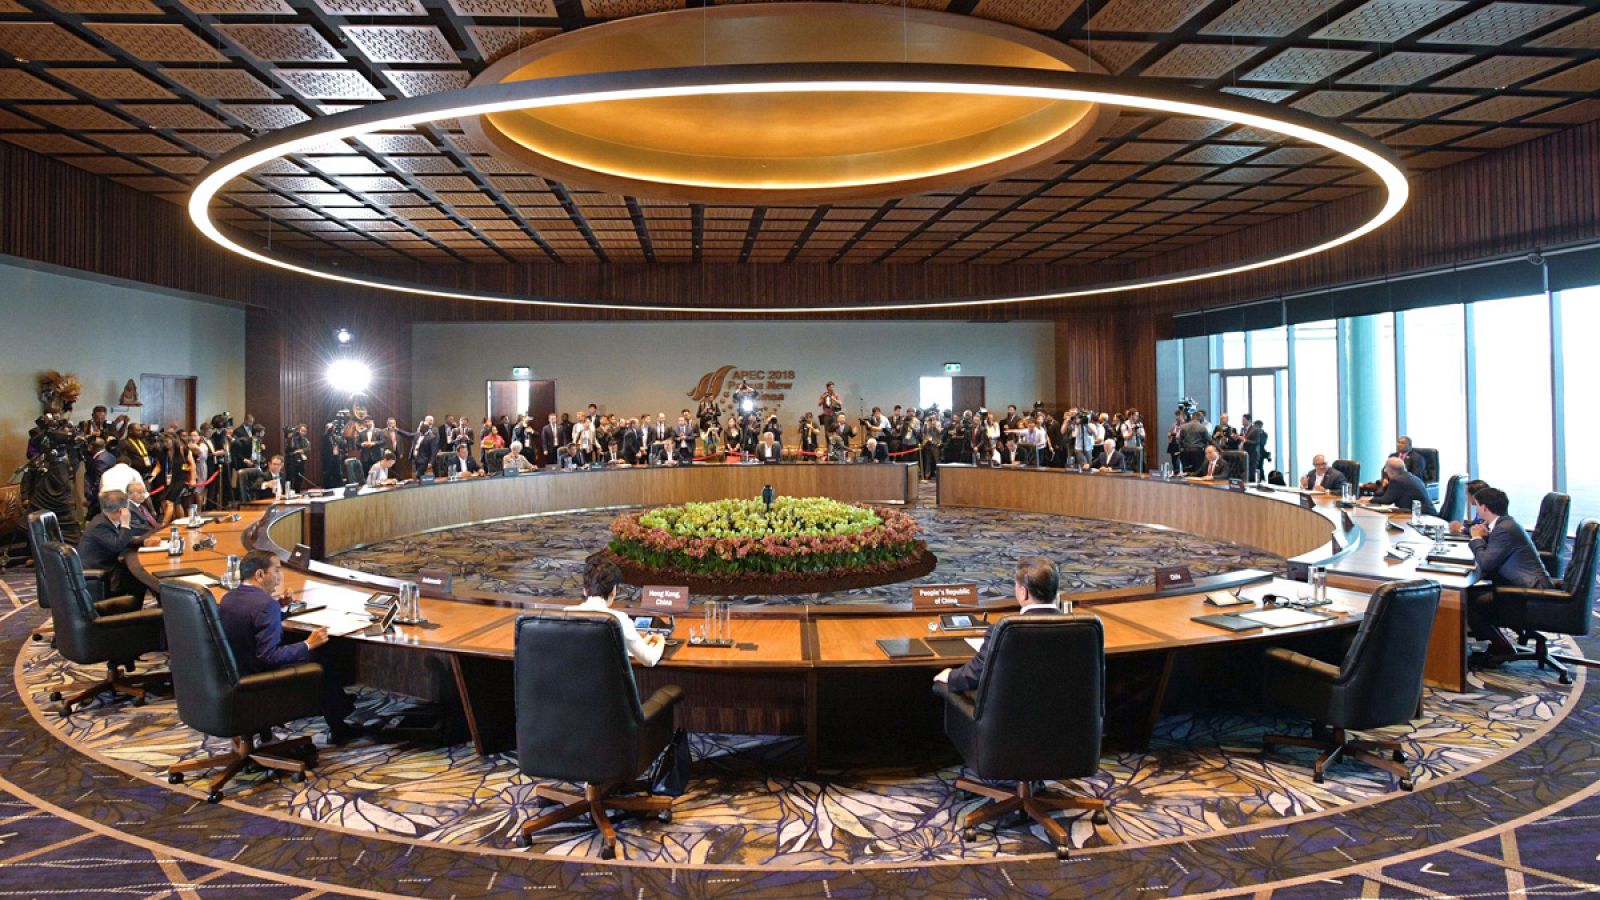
1222 450 1250 481
1531 492 1571 580
341 458 365 486
1414 447 1440 497
485 448 510 474
1332 459 1360 493
159 583 322 802
1485 520 1597 686
234 467 265 504
431 452 454 478
39 542 165 716
934 614 1108 859
26 511 107 643
1436 474 1468 524
513 611 682 858
1263 579 1440 790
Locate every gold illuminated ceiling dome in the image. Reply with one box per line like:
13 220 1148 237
461 4 1113 204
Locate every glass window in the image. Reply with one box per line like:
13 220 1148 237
1291 320 1339 478
919 376 952 412
1472 295 1552 524
1559 285 1600 528
1400 305 1467 483
1219 331 1245 369
1249 326 1288 368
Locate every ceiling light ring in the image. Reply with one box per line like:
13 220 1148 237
189 63 1409 315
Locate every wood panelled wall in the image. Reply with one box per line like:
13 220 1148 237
0 119 1595 439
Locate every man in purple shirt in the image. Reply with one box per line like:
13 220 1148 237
218 551 359 744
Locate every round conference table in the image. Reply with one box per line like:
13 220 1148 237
132 462 1470 771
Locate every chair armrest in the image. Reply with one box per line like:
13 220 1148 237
237 662 323 694
95 606 164 631
640 684 683 725
82 568 108 601
1493 586 1570 604
933 683 978 721
1264 647 1341 683
93 594 142 617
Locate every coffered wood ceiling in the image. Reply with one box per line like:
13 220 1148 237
0 0 1595 275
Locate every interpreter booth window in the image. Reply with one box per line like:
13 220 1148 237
919 376 953 413
1472 294 1553 524
1558 286 1600 527
1400 304 1467 487
1290 320 1339 478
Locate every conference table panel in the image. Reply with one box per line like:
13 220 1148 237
315 463 918 557
937 466 1339 561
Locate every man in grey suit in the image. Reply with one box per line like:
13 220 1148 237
934 557 1061 692
1177 410 1213 474
1300 455 1348 493
1465 487 1554 662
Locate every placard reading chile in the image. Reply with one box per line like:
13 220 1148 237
641 585 690 613
912 583 979 609
417 567 453 598
1154 565 1195 590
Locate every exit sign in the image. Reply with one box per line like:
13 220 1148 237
511 367 531 379
943 363 961 373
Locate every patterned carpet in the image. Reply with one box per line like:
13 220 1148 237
19 628 1578 865
329 503 1286 604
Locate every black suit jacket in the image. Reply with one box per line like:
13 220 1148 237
756 443 781 463
1090 450 1124 470
77 513 142 571
1300 467 1348 492
1372 471 1436 516
946 606 1058 692
1190 455 1239 480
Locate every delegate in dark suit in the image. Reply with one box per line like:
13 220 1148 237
1469 517 1552 589
77 507 148 601
1370 469 1436 516
1300 466 1348 493
1089 449 1124 471
218 581 355 739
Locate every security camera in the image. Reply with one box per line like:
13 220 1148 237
1527 251 1545 267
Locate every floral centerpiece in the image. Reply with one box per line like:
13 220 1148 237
606 496 926 585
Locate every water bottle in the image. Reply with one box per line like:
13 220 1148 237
222 555 241 590
186 504 200 527
168 526 182 557
1311 565 1327 604
1161 462 1172 480
1411 500 1422 527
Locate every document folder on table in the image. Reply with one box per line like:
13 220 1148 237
876 638 934 659
1191 613 1263 632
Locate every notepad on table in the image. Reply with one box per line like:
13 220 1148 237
1239 607 1331 629
176 574 221 589
876 638 934 659
285 607 372 637
137 542 170 553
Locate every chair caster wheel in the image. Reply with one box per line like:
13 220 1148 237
168 772 183 785
1092 810 1108 825
48 691 61 702
657 809 672 823
291 772 305 783
1313 773 1325 785
1399 778 1414 792
961 828 976 842
516 833 532 849
1055 846 1072 861
206 792 222 804
1560 673 1572 686
600 843 616 860
131 697 145 707
1392 750 1406 762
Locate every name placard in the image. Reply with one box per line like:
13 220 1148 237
641 584 690 613
417 567 453 598
1154 566 1195 590
286 543 312 571
912 583 978 609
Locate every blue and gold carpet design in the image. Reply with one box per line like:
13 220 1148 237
329 504 1286 604
20 636 1579 865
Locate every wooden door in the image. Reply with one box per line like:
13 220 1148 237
951 376 986 414
139 374 196 430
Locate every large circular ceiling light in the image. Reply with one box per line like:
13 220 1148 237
189 63 1409 315
461 5 1114 204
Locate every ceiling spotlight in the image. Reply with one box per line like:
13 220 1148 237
335 327 354 344
326 359 372 395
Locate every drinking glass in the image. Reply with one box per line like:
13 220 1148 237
1411 500 1423 527
1161 463 1172 480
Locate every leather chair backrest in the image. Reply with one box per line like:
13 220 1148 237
432 453 453 478
159 582 243 738
514 611 646 784
236 467 266 498
1222 450 1249 477
971 614 1104 780
1334 580 1440 731
1414 447 1439 484
27 511 61 609
1332 459 1360 488
342 457 365 485
1437 474 1468 523
40 542 103 665
1532 492 1571 556
1552 520 1597 637
485 448 510 473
